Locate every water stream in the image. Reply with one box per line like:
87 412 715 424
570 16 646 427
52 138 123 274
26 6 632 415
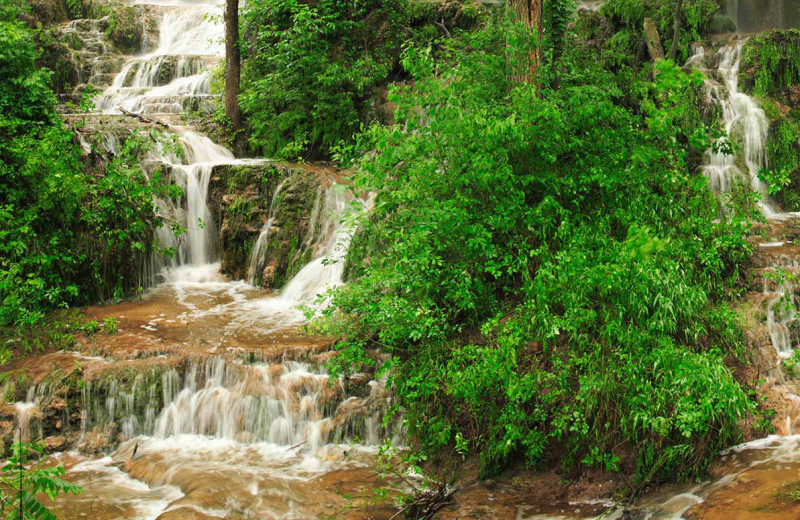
4 1 401 518
9 6 800 520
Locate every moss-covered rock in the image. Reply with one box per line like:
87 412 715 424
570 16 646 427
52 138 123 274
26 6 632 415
209 163 331 286
105 4 147 54
767 118 800 211
740 30 800 103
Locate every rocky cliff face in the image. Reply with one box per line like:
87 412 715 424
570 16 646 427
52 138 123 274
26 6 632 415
209 163 338 287
30 0 157 104
729 0 800 32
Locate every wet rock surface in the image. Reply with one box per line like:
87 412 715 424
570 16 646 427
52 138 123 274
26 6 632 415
209 163 340 285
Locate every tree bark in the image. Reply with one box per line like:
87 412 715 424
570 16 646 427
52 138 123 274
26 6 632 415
224 0 242 131
668 0 684 61
643 17 665 63
508 0 543 86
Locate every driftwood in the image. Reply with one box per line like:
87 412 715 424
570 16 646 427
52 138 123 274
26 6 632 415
391 485 457 520
119 107 171 129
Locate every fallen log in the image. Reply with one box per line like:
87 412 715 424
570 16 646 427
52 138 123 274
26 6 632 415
119 107 171 129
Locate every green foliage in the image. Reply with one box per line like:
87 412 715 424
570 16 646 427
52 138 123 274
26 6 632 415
316 18 756 487
0 440 82 519
241 0 480 159
765 119 800 211
241 0 400 158
0 15 175 327
775 479 800 503
740 30 800 99
602 0 718 65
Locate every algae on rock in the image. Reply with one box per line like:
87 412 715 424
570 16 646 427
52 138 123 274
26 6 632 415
209 163 331 286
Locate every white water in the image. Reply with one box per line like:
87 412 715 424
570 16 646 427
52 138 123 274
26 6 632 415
694 43 777 216
96 6 221 115
30 0 389 513
279 186 354 304
247 180 288 285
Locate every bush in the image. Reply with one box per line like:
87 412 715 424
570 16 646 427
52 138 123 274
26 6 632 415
740 29 800 99
601 0 718 66
317 18 756 486
240 0 482 159
0 7 176 328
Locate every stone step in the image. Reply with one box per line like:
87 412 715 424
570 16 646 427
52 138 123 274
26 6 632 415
749 242 800 268
752 214 800 243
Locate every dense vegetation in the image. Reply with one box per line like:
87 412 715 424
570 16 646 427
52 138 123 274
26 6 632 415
0 1 171 339
310 5 763 487
740 29 800 99
240 0 479 159
3 0 797 501
602 0 719 64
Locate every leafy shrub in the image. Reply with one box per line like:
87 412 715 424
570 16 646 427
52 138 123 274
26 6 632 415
0 11 176 327
601 0 718 65
240 0 481 159
102 316 118 334
317 18 756 487
0 440 82 519
765 119 800 211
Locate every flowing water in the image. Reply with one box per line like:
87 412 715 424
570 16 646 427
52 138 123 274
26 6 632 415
3 1 404 518
10 5 800 520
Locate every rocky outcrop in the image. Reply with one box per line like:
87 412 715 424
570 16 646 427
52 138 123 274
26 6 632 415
209 163 337 286
34 2 155 103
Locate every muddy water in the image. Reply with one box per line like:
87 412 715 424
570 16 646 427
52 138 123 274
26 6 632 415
26 273 400 520
15 3 800 519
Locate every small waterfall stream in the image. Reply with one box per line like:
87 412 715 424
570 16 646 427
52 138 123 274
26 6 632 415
2 1 398 517
693 43 776 215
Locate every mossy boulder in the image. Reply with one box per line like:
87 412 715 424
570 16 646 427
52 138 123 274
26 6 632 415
105 4 146 54
767 118 800 211
209 163 331 286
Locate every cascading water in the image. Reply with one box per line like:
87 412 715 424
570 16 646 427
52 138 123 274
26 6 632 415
248 182 355 303
247 180 288 285
0 0 399 517
279 186 354 304
692 43 777 216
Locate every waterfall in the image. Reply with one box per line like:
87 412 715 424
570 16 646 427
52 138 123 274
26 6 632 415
91 2 265 286
73 357 393 454
279 186 353 304
690 44 800 372
247 180 288 285
96 7 221 115
25 0 393 514
246 183 356 306
693 43 777 216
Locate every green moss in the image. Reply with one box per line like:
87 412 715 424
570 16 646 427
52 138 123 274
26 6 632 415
758 97 782 121
258 171 320 287
105 5 143 54
741 30 800 99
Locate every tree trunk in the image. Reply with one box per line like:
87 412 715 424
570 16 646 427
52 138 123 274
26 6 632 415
508 0 543 85
668 0 684 61
224 0 242 131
